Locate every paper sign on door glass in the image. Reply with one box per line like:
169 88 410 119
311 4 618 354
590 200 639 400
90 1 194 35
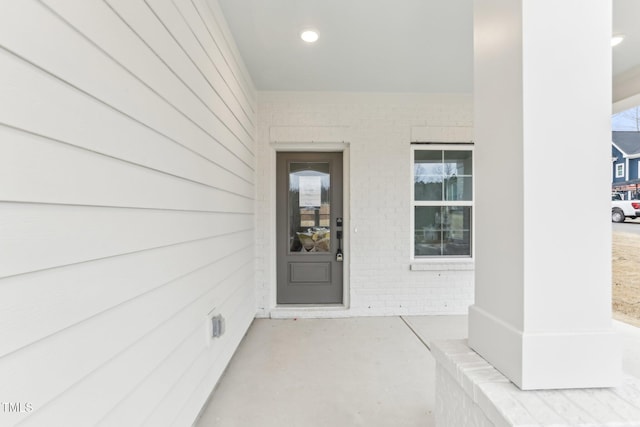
298 176 322 207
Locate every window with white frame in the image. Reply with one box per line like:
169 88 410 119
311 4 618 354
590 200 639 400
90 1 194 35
616 163 624 178
412 145 473 258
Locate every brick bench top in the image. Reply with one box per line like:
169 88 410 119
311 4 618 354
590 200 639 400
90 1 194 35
432 339 640 427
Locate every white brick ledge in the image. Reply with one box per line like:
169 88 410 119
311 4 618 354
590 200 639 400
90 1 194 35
410 261 474 271
432 339 640 427
410 125 473 142
269 126 351 143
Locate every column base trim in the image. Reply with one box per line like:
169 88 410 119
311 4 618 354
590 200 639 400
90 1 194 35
468 305 622 390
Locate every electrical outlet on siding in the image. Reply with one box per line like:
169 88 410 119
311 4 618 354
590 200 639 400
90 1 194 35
205 308 225 346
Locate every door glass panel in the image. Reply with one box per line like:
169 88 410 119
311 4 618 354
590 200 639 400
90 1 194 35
288 162 331 253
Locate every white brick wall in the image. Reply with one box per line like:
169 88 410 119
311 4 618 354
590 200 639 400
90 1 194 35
256 92 474 317
436 364 494 427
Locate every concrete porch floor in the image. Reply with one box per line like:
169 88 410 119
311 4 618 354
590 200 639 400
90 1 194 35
194 316 640 427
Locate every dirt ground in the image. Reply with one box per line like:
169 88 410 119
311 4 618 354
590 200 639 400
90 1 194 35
612 230 640 327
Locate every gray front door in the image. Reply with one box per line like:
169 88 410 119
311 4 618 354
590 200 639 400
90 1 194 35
276 152 344 304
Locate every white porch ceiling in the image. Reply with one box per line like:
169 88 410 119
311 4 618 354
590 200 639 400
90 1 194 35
217 0 640 94
614 0 640 79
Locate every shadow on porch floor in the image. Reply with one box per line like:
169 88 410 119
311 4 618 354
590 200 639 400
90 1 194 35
194 316 640 427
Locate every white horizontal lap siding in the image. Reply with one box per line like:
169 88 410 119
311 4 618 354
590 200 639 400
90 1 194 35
141 282 256 427
0 203 253 278
191 0 257 110
0 1 256 426
0 50 253 196
144 0 255 136
2 252 255 427
0 231 254 357
94 285 255 427
0 0 254 178
0 127 253 213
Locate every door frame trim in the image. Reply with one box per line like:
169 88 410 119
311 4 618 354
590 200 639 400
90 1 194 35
268 142 351 314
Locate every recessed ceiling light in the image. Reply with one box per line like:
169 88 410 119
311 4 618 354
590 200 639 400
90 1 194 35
612 34 625 47
301 30 319 43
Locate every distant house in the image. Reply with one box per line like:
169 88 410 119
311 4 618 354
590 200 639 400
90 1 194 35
612 131 640 199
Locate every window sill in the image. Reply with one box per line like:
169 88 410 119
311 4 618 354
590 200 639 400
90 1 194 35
410 260 474 271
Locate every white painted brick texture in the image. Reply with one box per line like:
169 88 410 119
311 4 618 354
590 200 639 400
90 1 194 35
433 340 640 427
256 92 474 317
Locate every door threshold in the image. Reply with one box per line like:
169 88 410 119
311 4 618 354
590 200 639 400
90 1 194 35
270 304 350 319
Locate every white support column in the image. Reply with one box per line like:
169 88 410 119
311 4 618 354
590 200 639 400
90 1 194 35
470 0 621 390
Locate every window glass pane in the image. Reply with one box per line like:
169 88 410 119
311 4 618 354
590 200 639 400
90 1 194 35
414 151 443 201
414 206 443 256
414 206 471 257
288 162 331 253
444 151 472 174
443 151 472 201
444 176 473 201
442 206 471 256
